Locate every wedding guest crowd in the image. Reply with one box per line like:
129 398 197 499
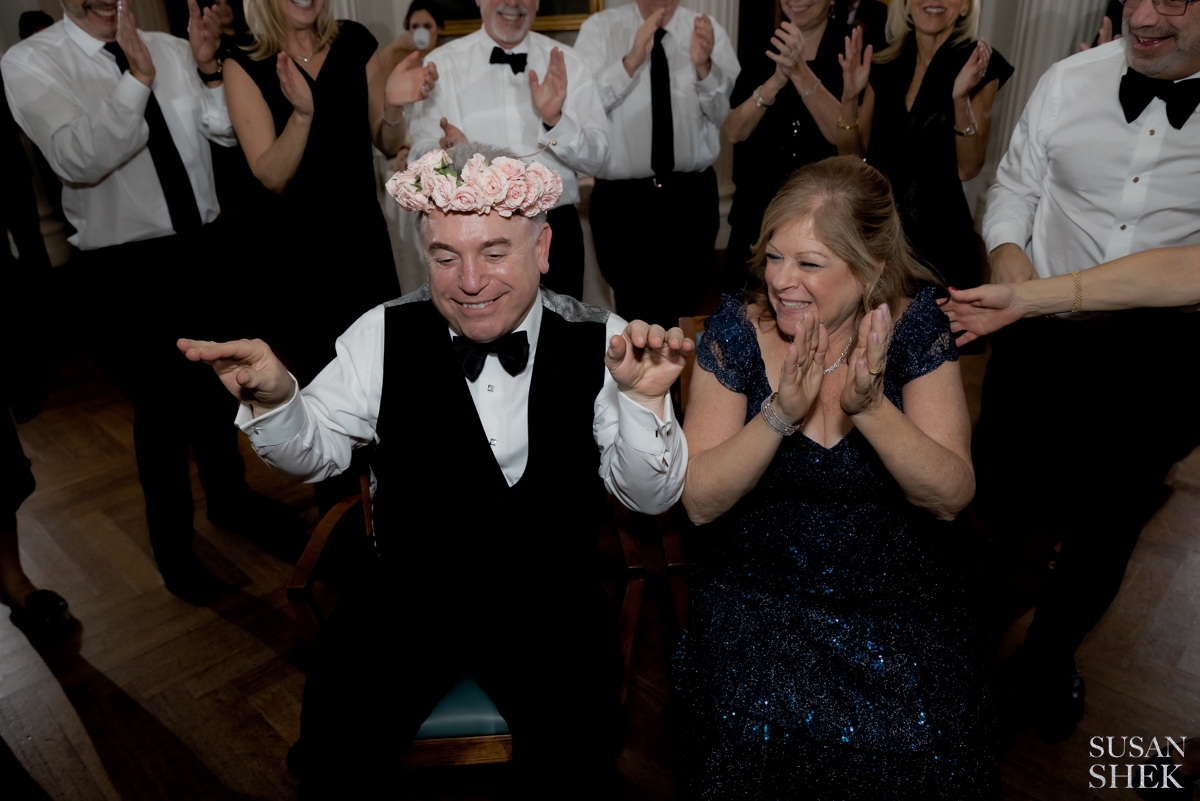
5 0 1200 795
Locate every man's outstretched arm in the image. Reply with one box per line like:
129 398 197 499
179 306 385 483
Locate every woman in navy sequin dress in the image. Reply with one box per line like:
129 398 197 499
674 157 998 799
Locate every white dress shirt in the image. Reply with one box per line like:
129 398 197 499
1 17 235 251
983 41 1200 278
574 4 739 180
406 29 610 207
235 288 688 515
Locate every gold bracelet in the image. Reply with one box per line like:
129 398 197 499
1070 271 1083 314
837 117 858 130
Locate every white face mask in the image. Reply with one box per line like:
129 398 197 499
412 27 431 49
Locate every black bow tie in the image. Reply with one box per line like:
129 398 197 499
1120 68 1200 130
489 46 527 74
452 331 530 381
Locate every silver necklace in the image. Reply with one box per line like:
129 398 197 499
823 335 855 375
292 45 316 63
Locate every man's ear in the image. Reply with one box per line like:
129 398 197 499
536 221 553 276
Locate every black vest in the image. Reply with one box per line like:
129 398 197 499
371 293 608 610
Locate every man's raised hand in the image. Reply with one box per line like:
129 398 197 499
529 47 567 127
177 338 294 416
117 1 156 88
438 117 467 148
187 0 221 76
623 8 664 76
605 321 695 416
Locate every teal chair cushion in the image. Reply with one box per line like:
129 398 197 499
414 675 510 739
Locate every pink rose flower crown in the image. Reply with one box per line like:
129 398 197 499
385 150 564 218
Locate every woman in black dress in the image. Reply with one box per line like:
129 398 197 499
836 0 1012 291
722 0 848 292
225 0 436 383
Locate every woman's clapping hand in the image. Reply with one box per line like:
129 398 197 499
386 50 438 107
776 310 829 427
840 304 891 416
767 21 806 84
838 27 872 102
952 39 992 101
276 53 314 117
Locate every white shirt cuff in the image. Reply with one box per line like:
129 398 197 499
540 111 578 151
983 221 1030 255
233 373 304 447
616 390 674 455
602 57 637 98
113 71 151 113
695 62 722 96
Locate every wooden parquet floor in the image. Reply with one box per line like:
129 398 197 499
3 354 1200 800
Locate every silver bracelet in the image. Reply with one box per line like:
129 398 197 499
753 87 776 109
382 107 405 127
761 392 801 436
800 77 823 99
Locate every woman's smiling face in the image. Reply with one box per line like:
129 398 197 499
908 0 966 38
764 217 866 341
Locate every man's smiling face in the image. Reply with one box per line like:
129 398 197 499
422 209 551 343
1124 0 1200 80
62 0 119 41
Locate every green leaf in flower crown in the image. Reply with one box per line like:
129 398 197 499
413 176 423 192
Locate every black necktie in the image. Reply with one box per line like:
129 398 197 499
104 41 202 234
452 331 530 381
650 27 674 178
489 46 528 75
1119 68 1200 130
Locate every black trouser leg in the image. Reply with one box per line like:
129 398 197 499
291 566 467 797
592 169 719 327
974 312 1200 668
542 204 585 302
474 588 621 799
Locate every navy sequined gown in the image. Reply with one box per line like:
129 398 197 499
673 288 999 799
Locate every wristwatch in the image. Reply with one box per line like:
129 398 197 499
198 61 223 83
954 123 978 137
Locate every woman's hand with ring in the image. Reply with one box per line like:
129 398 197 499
767 21 806 85
776 310 829 427
952 38 991 101
840 304 892 416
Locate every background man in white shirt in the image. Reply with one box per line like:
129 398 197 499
976 0 1200 743
2 0 296 600
179 143 690 796
406 0 610 303
575 0 738 328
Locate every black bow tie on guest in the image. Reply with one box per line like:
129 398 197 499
489 47 527 74
1119 68 1200 130
452 331 530 381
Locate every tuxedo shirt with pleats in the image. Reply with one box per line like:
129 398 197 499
984 40 1200 278
1 16 235 250
236 287 687 512
405 29 610 208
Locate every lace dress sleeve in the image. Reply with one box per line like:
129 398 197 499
889 286 959 389
696 295 753 396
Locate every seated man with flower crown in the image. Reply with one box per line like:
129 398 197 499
177 143 692 797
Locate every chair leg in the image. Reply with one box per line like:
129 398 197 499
616 575 644 706
659 513 690 632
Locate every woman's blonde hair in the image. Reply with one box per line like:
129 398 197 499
875 0 980 63
746 157 941 326
243 0 339 60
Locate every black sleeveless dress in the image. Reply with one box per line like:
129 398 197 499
866 38 1013 290
673 288 999 800
724 18 849 292
229 21 399 383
